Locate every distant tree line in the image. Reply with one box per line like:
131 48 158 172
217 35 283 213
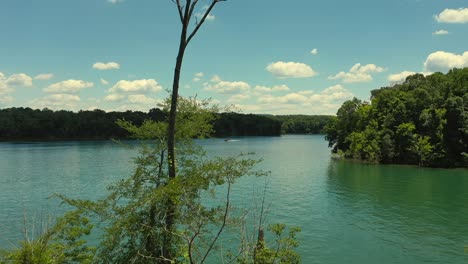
325 68 468 168
0 107 331 140
273 115 333 134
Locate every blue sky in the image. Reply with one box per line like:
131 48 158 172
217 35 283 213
1 0 467 114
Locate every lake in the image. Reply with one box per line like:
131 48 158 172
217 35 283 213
0 135 467 263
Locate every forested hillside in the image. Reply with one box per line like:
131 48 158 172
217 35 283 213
325 68 468 168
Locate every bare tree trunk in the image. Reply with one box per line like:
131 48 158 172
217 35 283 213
163 31 187 264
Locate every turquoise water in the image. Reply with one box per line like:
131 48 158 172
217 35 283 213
0 135 467 263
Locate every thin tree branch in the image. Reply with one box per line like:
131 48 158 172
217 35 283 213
186 0 225 45
172 0 185 23
200 180 231 263
183 0 193 27
188 0 199 20
188 223 201 264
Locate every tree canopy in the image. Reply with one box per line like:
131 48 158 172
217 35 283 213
325 68 468 168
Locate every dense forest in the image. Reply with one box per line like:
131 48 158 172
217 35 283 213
325 68 468 168
273 115 333 134
0 107 331 140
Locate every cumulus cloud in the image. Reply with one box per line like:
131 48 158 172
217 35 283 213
235 85 353 115
6 73 33 87
0 95 13 104
104 93 125 102
104 79 162 103
29 94 81 110
127 94 158 104
387 71 433 83
92 62 120 70
101 78 109 85
310 48 318 55
203 76 250 94
424 51 468 72
266 61 317 78
193 72 204 82
227 94 250 103
435 8 468 23
432 30 449 35
259 85 351 105
0 74 13 97
0 72 33 104
109 79 162 93
254 85 290 93
34 73 54 80
328 63 385 83
44 79 93 93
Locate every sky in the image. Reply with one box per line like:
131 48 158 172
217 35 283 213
1 0 467 115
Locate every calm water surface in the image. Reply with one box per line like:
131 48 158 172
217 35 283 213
0 135 467 263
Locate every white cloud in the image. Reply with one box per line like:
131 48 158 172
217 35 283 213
193 72 204 82
254 85 290 93
44 79 93 93
435 8 468 23
234 85 353 115
258 85 352 105
0 74 13 97
101 78 109 85
0 72 33 104
104 93 125 102
266 61 317 78
424 51 468 72
310 48 318 55
432 29 449 35
387 71 433 83
258 93 308 104
109 79 162 93
92 62 120 70
195 6 215 21
0 95 13 104
203 76 250 94
105 79 162 103
127 94 158 104
328 63 385 83
211 75 222 82
227 94 250 103
6 73 33 87
34 73 54 80
29 94 81 110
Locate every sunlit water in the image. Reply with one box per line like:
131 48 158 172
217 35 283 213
0 135 467 263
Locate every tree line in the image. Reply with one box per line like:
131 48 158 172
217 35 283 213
0 107 332 140
325 68 468 168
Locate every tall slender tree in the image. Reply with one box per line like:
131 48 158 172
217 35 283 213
165 0 225 260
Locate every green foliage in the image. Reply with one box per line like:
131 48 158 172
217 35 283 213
325 67 468 168
0 210 95 264
213 113 282 137
244 224 301 264
52 97 297 263
273 115 333 134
